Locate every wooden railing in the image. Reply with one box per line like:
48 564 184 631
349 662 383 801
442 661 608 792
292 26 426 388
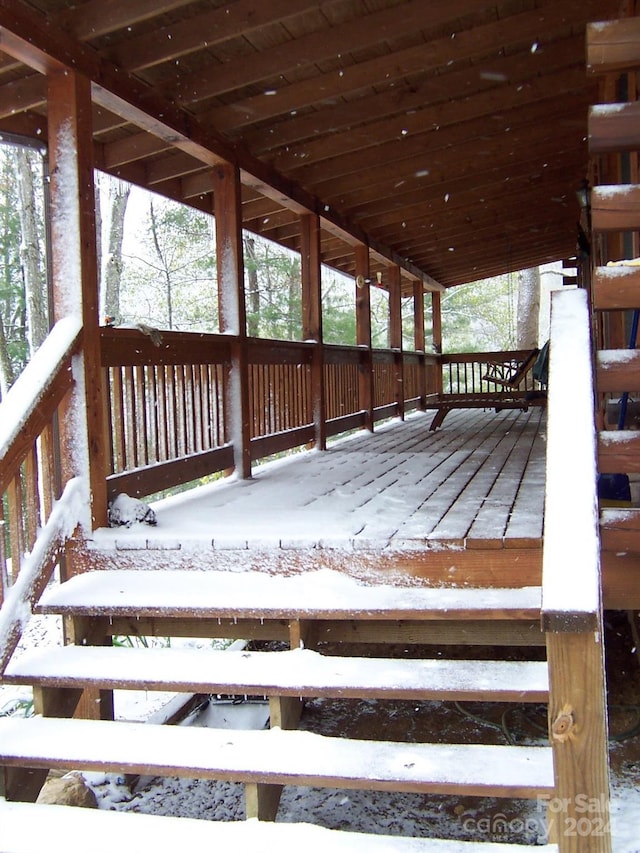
0 318 85 672
102 328 233 497
441 350 539 396
101 331 440 496
248 338 314 459
542 289 611 852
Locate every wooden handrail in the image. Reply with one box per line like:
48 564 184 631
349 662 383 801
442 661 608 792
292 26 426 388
0 319 85 673
541 288 611 853
0 317 81 494
542 289 600 631
0 477 84 674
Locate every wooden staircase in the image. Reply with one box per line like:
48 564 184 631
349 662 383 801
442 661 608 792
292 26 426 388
588 17 640 609
0 568 558 850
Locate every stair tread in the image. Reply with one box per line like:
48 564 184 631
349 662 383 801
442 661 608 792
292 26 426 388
0 716 554 798
36 569 542 620
3 646 549 702
0 800 559 853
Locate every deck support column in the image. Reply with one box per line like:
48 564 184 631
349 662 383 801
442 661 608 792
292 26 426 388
212 162 251 479
355 244 374 431
413 281 427 408
48 69 108 529
389 265 404 419
301 213 326 450
431 290 443 402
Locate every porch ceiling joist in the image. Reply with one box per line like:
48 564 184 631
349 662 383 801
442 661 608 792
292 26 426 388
0 0 624 289
0 0 439 291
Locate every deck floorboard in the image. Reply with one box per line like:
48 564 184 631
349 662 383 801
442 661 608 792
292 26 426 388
98 409 546 558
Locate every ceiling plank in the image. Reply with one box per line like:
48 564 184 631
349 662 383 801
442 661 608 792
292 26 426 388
244 33 590 156
108 0 331 72
170 0 495 104
58 0 196 41
204 7 594 134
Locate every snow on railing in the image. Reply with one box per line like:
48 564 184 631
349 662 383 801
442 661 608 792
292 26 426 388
541 287 611 853
541 288 601 629
0 477 84 674
0 317 83 600
0 316 81 465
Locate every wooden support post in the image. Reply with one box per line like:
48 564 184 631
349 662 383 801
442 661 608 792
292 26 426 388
212 162 251 478
249 617 314 819
1 767 49 804
33 686 83 718
301 213 326 450
431 290 443 398
413 281 427 408
546 630 611 852
355 244 374 430
388 265 404 419
245 782 283 821
64 615 115 721
47 69 108 529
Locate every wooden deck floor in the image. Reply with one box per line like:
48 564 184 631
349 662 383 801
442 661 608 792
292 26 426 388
90 408 546 587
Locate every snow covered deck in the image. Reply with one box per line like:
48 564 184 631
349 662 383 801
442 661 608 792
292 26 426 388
86 408 546 586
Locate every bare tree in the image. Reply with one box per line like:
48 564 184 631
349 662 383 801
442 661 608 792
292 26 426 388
244 235 260 337
516 267 540 349
0 316 15 399
16 149 47 353
103 179 130 322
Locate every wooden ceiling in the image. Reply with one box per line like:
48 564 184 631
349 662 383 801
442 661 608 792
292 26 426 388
0 0 627 291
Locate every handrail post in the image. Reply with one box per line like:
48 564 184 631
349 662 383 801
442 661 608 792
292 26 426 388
542 288 611 852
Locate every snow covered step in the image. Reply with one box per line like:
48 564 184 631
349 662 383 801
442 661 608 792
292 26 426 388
598 430 640 475
0 800 559 853
600 507 640 552
591 184 640 232
0 716 555 800
596 348 640 392
593 265 640 312
3 645 549 703
36 569 543 621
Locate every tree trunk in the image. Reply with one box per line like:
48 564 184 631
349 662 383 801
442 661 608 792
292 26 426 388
16 149 47 354
0 315 15 399
516 266 540 349
244 235 260 337
103 180 130 322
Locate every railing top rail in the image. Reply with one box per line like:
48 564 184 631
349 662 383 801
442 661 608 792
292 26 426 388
0 316 81 465
542 288 601 633
441 349 537 364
